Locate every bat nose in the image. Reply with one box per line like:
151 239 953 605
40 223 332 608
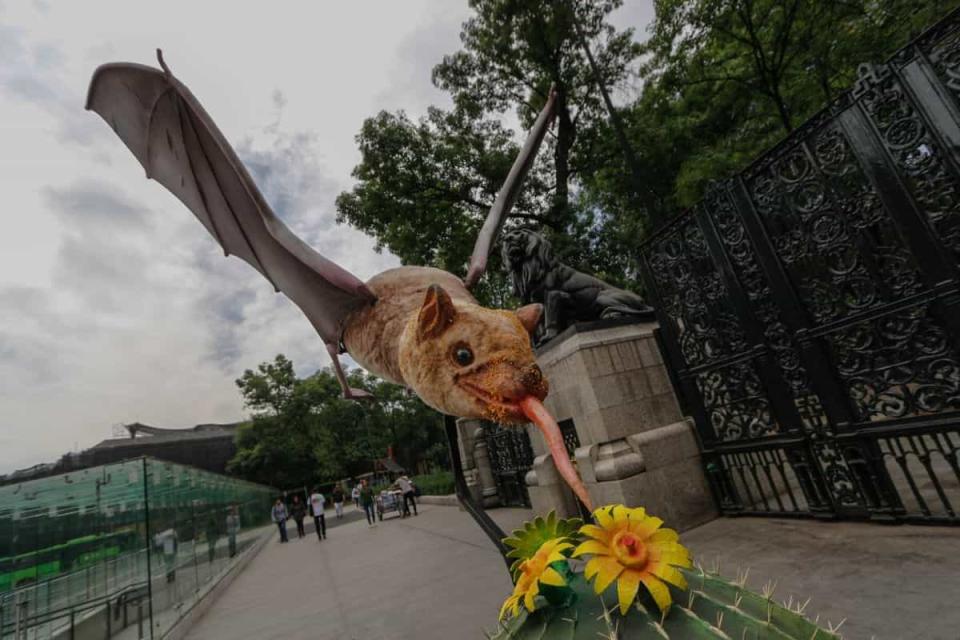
520 364 547 399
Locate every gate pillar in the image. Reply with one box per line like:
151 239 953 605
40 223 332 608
472 427 502 508
530 319 718 530
454 418 484 505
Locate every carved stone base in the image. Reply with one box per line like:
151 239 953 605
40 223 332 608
525 454 580 519
526 320 718 530
577 421 716 531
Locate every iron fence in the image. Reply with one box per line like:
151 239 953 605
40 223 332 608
639 8 960 524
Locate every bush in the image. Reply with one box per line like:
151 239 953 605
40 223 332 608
411 471 454 496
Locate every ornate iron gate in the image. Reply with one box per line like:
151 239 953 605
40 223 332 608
639 11 960 524
484 425 534 507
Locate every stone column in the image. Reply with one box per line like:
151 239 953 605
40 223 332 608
472 426 501 508
455 418 483 504
531 320 717 531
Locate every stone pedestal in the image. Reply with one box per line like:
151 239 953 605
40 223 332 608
526 319 717 531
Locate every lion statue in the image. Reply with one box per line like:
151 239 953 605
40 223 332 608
501 228 655 344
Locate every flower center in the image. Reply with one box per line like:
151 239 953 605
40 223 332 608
612 531 648 568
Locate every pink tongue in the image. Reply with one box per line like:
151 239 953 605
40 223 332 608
519 396 594 512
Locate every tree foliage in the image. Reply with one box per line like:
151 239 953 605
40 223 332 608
579 0 960 242
227 355 446 489
337 0 642 293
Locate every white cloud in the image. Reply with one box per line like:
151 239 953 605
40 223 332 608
0 0 654 473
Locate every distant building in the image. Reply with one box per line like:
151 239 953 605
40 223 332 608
0 422 244 486
81 422 243 472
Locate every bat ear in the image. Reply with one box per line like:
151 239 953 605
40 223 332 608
418 284 457 341
515 303 543 336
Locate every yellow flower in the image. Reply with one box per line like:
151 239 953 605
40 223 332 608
573 505 691 615
499 538 573 620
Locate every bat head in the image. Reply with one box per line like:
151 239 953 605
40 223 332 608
398 284 547 423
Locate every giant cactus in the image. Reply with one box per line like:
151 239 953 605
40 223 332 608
489 506 841 640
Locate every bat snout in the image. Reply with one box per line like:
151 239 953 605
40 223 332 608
520 364 548 400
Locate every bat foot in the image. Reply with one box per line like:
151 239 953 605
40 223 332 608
344 388 375 401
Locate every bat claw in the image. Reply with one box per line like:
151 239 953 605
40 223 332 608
344 388 375 401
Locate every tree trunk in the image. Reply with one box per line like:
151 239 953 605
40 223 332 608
553 85 574 229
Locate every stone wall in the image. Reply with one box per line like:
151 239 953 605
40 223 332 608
525 320 717 530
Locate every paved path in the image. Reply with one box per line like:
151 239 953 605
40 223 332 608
185 504 529 640
186 505 960 640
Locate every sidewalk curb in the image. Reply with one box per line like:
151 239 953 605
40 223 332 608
416 494 460 507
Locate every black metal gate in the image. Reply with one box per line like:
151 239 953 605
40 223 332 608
639 11 960 524
484 424 534 507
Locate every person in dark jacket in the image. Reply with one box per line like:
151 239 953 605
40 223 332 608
360 479 376 526
332 484 345 519
290 495 307 539
271 498 289 543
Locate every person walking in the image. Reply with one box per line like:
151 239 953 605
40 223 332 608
271 498 289 543
291 495 307 539
226 505 240 558
309 488 327 540
332 484 345 519
351 483 361 509
360 479 376 526
397 473 418 517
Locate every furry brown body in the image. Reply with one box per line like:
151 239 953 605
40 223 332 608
343 266 475 384
343 266 546 423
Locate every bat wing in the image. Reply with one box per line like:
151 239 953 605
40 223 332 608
85 51 376 347
463 87 558 289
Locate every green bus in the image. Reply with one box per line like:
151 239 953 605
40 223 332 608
0 529 139 593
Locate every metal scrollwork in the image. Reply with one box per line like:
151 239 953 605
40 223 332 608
745 121 924 325
703 184 828 432
647 217 748 369
856 62 960 261
696 362 775 441
825 304 960 422
639 9 960 523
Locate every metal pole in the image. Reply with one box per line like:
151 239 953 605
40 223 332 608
141 458 155 640
444 415 512 574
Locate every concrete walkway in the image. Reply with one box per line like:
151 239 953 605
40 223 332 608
185 505 960 640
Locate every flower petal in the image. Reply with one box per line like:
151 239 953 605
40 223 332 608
650 562 688 589
594 505 617 530
545 541 573 557
579 524 611 544
648 528 678 544
523 582 539 612
650 542 692 568
611 505 631 526
641 574 672 612
572 539 611 558
629 514 664 538
617 569 643 615
586 556 624 595
540 566 566 587
499 595 518 620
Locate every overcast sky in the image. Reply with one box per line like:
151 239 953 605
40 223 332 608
0 1 654 473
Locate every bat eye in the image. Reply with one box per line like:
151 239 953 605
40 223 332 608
453 345 474 367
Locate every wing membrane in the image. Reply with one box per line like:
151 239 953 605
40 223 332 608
86 56 375 345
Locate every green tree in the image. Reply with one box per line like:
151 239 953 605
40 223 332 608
228 355 447 487
581 0 960 235
337 0 643 294
335 105 540 305
433 0 640 244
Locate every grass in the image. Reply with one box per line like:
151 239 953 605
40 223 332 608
411 470 454 496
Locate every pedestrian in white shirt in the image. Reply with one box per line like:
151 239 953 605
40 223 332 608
396 474 418 517
309 489 326 540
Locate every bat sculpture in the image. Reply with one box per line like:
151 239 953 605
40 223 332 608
86 51 591 510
